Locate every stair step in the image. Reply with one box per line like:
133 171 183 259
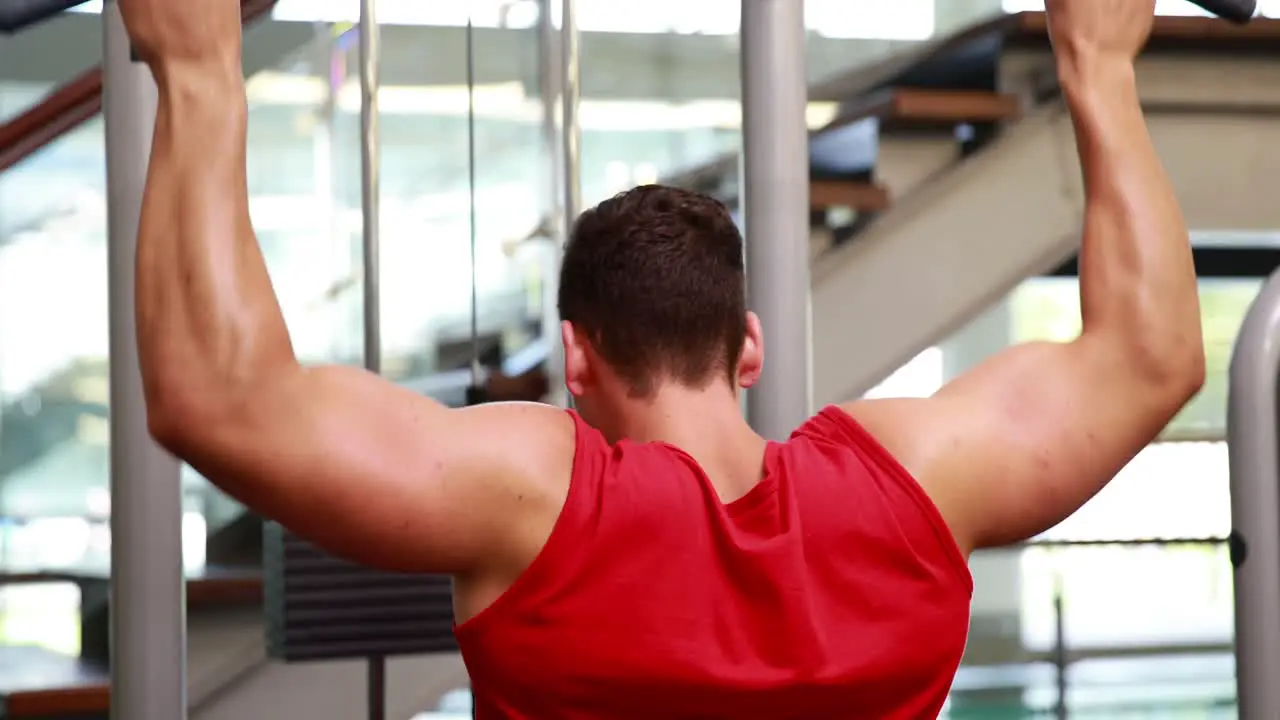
0 646 108 718
829 88 1020 134
874 135 966 201
187 567 264 607
810 180 890 213
809 88 1019 196
1013 11 1280 50
0 564 263 608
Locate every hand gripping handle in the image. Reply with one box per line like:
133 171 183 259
1189 0 1258 24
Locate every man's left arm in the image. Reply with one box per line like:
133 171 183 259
130 18 574 576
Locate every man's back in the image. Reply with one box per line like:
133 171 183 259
124 0 1204 717
456 408 971 719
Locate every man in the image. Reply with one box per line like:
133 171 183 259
120 0 1202 717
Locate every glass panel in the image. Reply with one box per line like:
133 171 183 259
0 117 108 650
0 11 102 123
266 0 936 39
0 120 109 535
952 542 1235 717
579 24 741 205
371 20 546 387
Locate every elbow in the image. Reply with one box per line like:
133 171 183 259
144 370 260 459
143 356 300 456
1176 347 1207 403
1086 325 1205 408
1134 332 1206 406
144 386 219 459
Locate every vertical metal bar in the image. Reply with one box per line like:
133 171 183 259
314 23 343 358
466 18 482 386
367 654 386 720
1052 572 1068 720
560 0 582 231
103 3 187 720
359 0 382 374
741 0 811 440
539 0 564 217
539 0 575 409
1229 266 1280 719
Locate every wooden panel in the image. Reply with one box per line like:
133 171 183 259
0 647 108 718
186 568 263 607
810 180 891 213
888 89 1020 123
825 88 1020 134
0 565 264 607
1014 11 1280 49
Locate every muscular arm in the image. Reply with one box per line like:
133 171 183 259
846 54 1204 552
136 52 571 574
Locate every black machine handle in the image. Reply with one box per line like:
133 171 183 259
1189 0 1259 24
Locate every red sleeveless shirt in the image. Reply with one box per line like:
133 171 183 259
454 406 972 719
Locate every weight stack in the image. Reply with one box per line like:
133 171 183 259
263 522 458 661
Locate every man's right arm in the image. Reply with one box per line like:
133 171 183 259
844 15 1205 553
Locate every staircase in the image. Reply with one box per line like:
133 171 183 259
669 11 1280 403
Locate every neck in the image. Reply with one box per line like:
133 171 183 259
609 383 767 480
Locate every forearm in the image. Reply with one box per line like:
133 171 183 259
137 61 296 428
1060 57 1203 380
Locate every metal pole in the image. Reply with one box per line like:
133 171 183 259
103 3 187 720
538 0 578 409
367 654 386 720
1052 573 1068 720
1229 266 1280 719
538 0 564 218
314 22 344 360
466 17 482 387
359 0 382 375
741 0 811 440
357 1 388 711
560 0 582 230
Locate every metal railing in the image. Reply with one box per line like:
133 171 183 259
986 536 1231 719
0 0 278 174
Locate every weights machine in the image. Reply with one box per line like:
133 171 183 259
93 0 1258 717
1230 267 1280 718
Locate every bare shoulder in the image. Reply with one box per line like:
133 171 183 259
831 398 948 498
835 398 974 549
450 401 578 498
448 402 579 616
835 398 935 467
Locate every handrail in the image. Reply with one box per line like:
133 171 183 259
664 10 1280 201
1005 536 1227 550
0 67 101 173
0 0 277 175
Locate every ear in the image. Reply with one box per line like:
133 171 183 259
562 320 591 397
737 311 764 389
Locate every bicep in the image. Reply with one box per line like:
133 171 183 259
175 365 574 574
850 340 1184 552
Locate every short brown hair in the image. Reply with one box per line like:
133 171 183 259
558 185 747 397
